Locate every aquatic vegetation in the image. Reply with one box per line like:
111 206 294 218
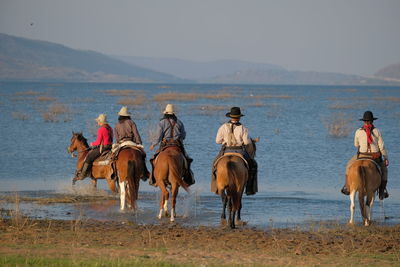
15 90 41 96
42 103 72 122
117 95 147 107
102 89 144 96
324 112 352 138
153 91 233 102
12 111 30 120
36 96 57 102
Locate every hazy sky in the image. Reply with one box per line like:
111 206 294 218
1 0 399 75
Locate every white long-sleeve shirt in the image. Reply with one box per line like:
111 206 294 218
216 122 250 146
354 127 388 159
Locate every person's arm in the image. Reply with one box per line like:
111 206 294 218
216 124 225 144
150 121 163 149
354 130 359 148
242 126 250 145
91 127 104 146
376 129 389 165
130 120 142 144
114 124 120 143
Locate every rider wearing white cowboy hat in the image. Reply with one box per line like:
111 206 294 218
114 106 149 180
149 103 195 187
341 110 389 199
76 113 113 180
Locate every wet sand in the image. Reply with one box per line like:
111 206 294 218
1 216 399 266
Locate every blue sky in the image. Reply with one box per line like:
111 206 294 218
1 0 399 75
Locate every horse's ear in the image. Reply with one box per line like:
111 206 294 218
252 137 260 143
72 131 75 135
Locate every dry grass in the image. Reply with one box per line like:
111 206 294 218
324 112 352 138
12 112 30 120
153 92 233 102
42 103 72 122
36 96 57 102
329 103 355 110
248 100 265 107
247 94 292 99
117 95 147 107
15 91 41 96
102 89 145 96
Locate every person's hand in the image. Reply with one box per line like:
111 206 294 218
149 145 154 151
384 159 389 167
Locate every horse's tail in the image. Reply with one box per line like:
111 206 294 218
227 160 240 211
126 160 137 208
169 155 190 193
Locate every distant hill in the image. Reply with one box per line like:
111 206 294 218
0 33 183 82
205 69 398 85
374 63 400 82
115 55 399 85
113 56 284 80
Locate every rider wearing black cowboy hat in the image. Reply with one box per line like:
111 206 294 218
341 111 389 200
211 107 258 195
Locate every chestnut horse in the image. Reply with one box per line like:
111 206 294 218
153 146 189 222
67 132 144 211
346 159 381 226
215 139 258 229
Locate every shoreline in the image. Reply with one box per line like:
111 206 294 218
1 216 399 266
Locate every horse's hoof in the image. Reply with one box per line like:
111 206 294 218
170 217 175 222
236 220 247 226
220 218 227 225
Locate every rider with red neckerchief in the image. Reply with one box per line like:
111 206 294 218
341 111 389 200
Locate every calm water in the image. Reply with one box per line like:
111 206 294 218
0 81 399 228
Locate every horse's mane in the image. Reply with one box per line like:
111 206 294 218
76 133 89 148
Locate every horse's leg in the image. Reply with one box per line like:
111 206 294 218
365 193 375 226
349 191 356 224
158 183 169 219
91 178 97 188
228 197 235 229
358 192 367 226
170 183 179 222
221 191 227 220
119 180 126 211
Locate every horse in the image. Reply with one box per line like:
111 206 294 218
67 132 144 211
153 144 189 222
346 159 381 226
215 138 258 229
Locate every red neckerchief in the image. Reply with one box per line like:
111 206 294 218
362 124 374 145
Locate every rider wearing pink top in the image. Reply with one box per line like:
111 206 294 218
91 124 113 146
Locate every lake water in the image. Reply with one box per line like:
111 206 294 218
0 81 399 228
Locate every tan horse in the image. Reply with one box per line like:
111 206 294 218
153 146 189 222
215 139 257 229
68 132 144 211
346 159 381 226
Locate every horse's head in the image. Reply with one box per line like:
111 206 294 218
246 137 259 158
67 131 88 154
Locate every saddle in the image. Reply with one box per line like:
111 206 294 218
213 152 249 169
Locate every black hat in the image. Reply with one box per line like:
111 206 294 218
226 107 244 118
360 111 378 121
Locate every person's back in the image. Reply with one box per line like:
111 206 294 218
115 106 142 144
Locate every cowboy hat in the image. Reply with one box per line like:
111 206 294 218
95 114 107 124
118 106 131 116
226 107 244 118
360 110 378 121
163 104 175 115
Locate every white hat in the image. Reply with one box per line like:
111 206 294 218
95 114 107 124
163 104 175 115
118 106 131 116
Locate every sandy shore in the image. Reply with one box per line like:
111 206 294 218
1 216 399 266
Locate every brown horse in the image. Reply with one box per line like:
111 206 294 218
153 146 189 222
346 159 381 226
67 132 144 211
215 138 258 229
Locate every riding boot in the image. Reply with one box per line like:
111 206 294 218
141 155 150 181
245 159 257 195
341 185 350 195
148 157 157 186
183 160 195 186
78 163 90 180
379 180 389 200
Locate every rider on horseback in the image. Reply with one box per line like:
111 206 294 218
211 107 258 195
114 106 150 180
75 114 113 180
341 111 389 200
149 104 194 186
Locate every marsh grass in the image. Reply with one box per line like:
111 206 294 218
15 91 41 96
103 89 145 96
117 95 147 107
36 96 56 102
42 103 72 122
153 92 233 102
247 94 292 99
324 112 352 138
12 111 30 120
248 100 265 107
